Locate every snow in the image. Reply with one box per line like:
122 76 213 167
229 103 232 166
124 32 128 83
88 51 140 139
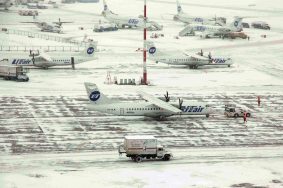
0 0 283 187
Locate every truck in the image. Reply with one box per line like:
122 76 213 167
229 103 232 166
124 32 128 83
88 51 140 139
223 32 248 39
0 65 29 82
224 104 251 118
251 21 270 30
118 135 172 162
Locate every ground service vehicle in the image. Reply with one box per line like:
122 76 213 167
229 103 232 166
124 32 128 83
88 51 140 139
118 135 172 162
93 23 118 32
224 105 251 118
223 32 248 39
0 65 29 81
251 21 270 30
241 22 250 28
18 10 38 16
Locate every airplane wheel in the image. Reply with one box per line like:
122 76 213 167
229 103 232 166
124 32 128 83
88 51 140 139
246 113 251 117
228 65 231 67
206 114 210 118
234 113 239 118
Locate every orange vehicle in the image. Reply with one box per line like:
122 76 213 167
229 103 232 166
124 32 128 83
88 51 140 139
224 32 247 39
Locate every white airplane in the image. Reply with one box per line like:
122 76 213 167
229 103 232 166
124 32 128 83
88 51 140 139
0 0 12 10
179 17 244 38
0 44 97 69
84 83 211 119
22 17 71 33
174 0 226 26
101 0 163 31
146 41 233 69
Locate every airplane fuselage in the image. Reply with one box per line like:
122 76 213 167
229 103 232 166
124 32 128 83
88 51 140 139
88 101 210 118
88 101 174 118
174 13 214 25
104 13 143 28
0 53 94 68
150 55 209 66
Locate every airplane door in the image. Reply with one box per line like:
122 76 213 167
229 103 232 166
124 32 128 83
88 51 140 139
120 108 124 115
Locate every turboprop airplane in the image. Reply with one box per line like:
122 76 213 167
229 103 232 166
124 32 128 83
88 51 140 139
101 0 163 31
179 17 244 38
84 83 211 119
146 41 232 69
22 17 72 33
0 0 12 10
0 44 97 69
174 0 226 26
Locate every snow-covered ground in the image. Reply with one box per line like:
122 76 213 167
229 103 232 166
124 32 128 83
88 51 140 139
0 0 283 187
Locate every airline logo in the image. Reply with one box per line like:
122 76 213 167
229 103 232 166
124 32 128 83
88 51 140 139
12 59 31 65
87 47 94 55
177 6 181 13
181 106 204 113
128 19 139 25
148 47 156 54
195 26 206 31
212 58 226 64
194 17 204 22
234 21 239 27
89 91 100 101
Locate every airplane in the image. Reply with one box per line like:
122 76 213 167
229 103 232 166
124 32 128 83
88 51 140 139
174 0 226 26
179 17 244 38
101 0 163 31
0 0 12 10
0 43 97 69
84 82 211 120
146 41 233 69
22 17 72 33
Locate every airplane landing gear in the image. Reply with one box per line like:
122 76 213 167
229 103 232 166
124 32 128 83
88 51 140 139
189 65 198 69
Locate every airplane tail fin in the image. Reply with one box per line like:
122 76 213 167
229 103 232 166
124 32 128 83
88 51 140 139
84 82 112 105
80 42 97 57
102 0 110 16
176 0 183 14
146 41 162 57
229 17 243 32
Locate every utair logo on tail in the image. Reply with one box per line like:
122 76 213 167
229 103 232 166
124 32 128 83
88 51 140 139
89 91 100 101
87 47 94 55
149 47 156 54
234 21 239 27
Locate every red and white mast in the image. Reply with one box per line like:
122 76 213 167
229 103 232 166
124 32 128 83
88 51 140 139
142 0 147 85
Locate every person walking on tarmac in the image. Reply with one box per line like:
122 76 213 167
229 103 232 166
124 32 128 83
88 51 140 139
243 111 247 124
257 96 261 106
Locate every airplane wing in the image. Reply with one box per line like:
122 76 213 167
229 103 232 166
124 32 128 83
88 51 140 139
137 91 181 113
38 50 53 62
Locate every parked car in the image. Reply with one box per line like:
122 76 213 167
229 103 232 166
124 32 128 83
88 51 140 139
242 22 250 28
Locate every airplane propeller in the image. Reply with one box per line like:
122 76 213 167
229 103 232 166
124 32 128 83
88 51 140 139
29 50 36 65
164 91 170 102
208 52 213 63
178 98 183 110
